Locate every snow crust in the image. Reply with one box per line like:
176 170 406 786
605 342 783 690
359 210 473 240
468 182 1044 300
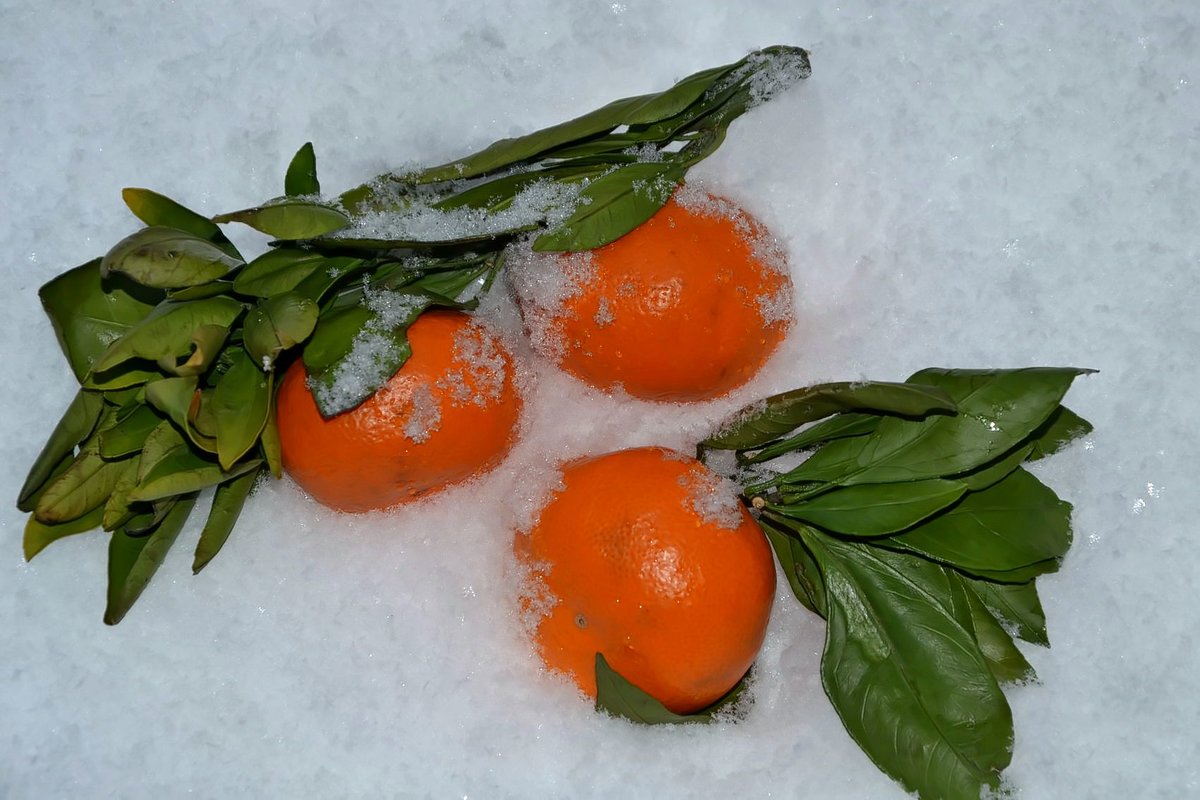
2 2 1199 799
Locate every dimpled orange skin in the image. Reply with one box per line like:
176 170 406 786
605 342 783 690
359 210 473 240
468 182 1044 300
516 447 776 714
277 310 522 513
551 192 792 402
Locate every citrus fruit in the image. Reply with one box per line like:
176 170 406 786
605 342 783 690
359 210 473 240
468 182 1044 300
511 186 793 402
515 446 776 714
277 310 522 512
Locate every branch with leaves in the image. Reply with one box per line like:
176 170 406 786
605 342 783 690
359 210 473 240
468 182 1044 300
17 46 811 623
596 367 1093 800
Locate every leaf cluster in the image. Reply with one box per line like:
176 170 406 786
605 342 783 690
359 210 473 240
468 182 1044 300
695 368 1095 799
17 47 811 624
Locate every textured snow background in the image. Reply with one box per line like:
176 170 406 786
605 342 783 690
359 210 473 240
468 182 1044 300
2 1 1197 798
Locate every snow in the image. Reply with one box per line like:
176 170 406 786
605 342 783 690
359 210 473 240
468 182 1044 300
2 1 1199 799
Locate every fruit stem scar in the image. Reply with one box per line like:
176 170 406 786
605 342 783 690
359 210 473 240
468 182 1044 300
575 613 588 629
750 496 766 509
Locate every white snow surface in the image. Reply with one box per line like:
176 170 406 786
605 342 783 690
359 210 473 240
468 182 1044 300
2 2 1198 798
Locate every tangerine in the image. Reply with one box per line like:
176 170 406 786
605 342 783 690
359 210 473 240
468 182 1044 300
511 186 793 402
515 446 776 714
277 310 521 512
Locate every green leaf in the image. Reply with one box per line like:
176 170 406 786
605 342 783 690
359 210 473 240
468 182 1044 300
166 280 235 301
285 142 320 196
594 653 746 724
193 467 259 573
138 421 186 481
102 455 142 531
90 296 244 375
769 479 968 537
122 188 240 258
302 296 433 417
799 528 1012 800
961 576 1049 647
18 389 106 510
740 413 880 465
232 248 333 298
38 259 162 383
105 495 197 625
532 161 682 252
33 440 132 525
130 445 260 503
23 505 105 561
704 381 957 451
955 577 1036 685
243 292 319 369
956 443 1035 492
888 468 1073 579
143 376 216 453
214 201 349 240
1028 405 1093 460
786 368 1092 486
101 226 244 289
260 394 282 479
212 351 271 470
761 518 826 617
430 164 604 212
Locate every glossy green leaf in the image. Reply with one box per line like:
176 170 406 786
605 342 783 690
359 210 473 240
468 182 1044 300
786 368 1091 486
285 142 320 196
213 201 349 240
705 382 956 451
193 467 259 574
532 161 682 252
243 292 319 369
18 389 106 510
740 413 880 465
38 259 162 383
955 443 1035 492
961 577 1049 647
956 577 1036 684
90 296 244 375
799 528 1012 800
889 468 1073 579
130 444 260 503
122 188 240 258
33 440 132 525
761 518 826 617
233 248 331 298
1028 405 1093 460
212 351 271 470
101 226 244 289
594 653 746 724
770 479 968 537
23 505 105 562
105 496 197 625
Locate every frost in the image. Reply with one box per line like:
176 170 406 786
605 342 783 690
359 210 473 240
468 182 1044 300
334 178 585 243
505 238 596 361
310 283 428 415
402 383 442 443
678 468 746 530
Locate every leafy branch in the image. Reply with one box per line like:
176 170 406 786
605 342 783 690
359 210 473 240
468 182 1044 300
16 46 812 624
